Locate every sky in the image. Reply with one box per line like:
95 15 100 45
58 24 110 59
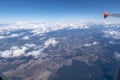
0 0 120 22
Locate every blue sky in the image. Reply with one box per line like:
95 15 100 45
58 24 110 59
0 0 120 22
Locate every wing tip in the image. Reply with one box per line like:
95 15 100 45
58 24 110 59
103 12 109 19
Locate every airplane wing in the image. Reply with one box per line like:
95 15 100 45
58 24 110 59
103 11 120 19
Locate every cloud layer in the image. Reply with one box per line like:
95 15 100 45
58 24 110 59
0 38 58 58
0 22 89 35
0 21 120 58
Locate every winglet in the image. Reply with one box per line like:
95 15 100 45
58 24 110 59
103 12 109 19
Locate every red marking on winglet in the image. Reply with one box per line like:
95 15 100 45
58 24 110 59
103 12 109 19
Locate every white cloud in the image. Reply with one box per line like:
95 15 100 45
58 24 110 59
25 38 58 58
26 50 40 57
22 36 30 40
26 49 46 58
11 46 19 50
0 46 19 58
0 43 47 58
0 36 5 39
84 41 99 47
93 41 99 45
0 22 90 36
84 43 92 47
114 52 120 60
0 46 28 58
0 50 13 58
12 46 28 57
24 44 36 48
43 38 58 49
103 30 120 39
0 33 22 39
104 21 120 26
9 34 20 38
